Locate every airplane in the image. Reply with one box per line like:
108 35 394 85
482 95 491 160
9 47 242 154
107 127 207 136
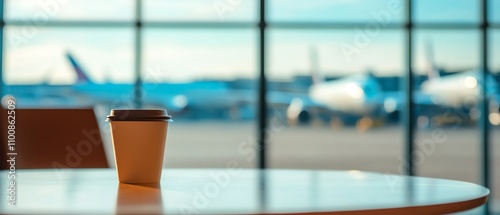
284 46 394 130
419 41 499 109
68 50 396 128
414 41 500 126
285 42 500 129
4 47 498 127
2 52 255 120
66 52 256 119
1 68 82 108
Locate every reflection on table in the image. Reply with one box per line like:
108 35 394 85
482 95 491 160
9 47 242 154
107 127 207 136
116 183 163 214
0 169 489 214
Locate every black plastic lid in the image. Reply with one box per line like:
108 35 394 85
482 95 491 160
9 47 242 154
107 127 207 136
106 109 173 122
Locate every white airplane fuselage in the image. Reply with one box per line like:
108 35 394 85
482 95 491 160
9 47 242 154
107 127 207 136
309 75 382 115
421 71 496 108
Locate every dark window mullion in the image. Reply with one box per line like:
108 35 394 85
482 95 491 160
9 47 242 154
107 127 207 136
134 0 142 108
258 0 267 170
404 0 415 177
480 0 490 213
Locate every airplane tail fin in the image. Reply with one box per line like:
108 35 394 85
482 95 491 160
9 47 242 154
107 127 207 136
310 45 323 85
425 39 440 81
66 52 93 84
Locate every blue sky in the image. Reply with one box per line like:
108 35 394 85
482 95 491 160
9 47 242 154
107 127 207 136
4 0 500 84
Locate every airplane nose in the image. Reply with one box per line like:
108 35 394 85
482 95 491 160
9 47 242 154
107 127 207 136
346 83 364 99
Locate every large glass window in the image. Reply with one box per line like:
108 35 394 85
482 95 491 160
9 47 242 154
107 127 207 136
1 0 499 213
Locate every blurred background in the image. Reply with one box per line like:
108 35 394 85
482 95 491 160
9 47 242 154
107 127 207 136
2 0 499 213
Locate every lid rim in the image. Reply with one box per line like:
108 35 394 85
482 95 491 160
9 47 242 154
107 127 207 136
106 115 172 118
107 109 172 121
107 118 173 122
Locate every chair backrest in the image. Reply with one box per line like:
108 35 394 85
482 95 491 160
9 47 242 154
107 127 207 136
0 108 109 169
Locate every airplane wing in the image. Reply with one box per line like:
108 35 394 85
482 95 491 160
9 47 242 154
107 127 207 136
268 91 319 108
377 90 439 111
268 89 440 114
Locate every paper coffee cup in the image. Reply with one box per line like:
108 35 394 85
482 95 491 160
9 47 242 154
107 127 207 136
107 109 172 184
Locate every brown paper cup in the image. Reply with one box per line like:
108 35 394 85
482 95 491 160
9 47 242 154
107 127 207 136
107 109 172 184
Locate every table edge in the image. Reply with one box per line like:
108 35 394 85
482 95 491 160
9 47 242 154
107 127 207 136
249 195 489 215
